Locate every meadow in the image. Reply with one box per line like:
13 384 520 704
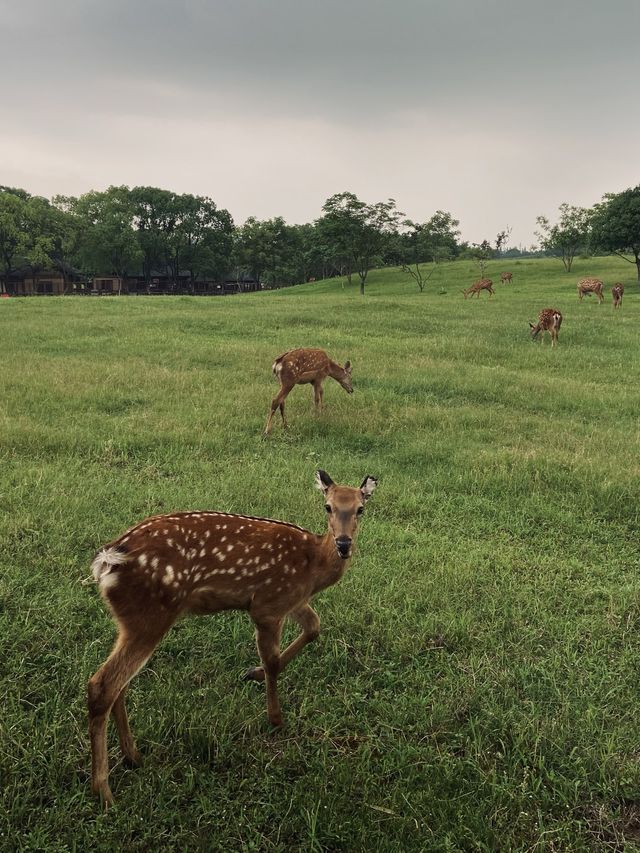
1 256 640 851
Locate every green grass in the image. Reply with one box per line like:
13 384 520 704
1 256 640 851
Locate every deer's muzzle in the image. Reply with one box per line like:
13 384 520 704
335 537 352 559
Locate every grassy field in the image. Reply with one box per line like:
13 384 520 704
1 256 640 851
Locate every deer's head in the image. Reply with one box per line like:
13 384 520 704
529 322 541 340
340 361 353 394
315 470 377 559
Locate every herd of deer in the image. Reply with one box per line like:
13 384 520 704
87 267 627 806
463 273 624 348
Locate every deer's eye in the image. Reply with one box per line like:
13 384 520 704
325 504 332 513
356 506 364 516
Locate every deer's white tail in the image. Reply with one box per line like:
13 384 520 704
91 547 130 589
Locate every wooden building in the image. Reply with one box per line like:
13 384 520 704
7 265 84 295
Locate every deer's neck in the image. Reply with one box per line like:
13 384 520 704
311 532 351 594
327 360 346 383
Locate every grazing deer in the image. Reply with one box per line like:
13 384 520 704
264 348 353 436
529 308 563 347
462 278 494 299
500 272 513 284
577 277 604 304
612 283 624 308
87 470 377 806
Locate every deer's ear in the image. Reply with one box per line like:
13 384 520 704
344 360 351 372
360 476 378 501
529 323 535 329
315 470 334 494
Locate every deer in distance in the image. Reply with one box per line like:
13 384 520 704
87 470 377 806
577 277 604 304
500 272 513 284
263 348 353 436
612 283 624 308
529 308 563 347
463 278 494 299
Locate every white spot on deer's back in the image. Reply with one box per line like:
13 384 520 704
138 554 147 567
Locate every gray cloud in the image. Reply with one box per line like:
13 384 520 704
2 0 639 245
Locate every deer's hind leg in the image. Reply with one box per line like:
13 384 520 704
112 685 141 767
264 384 292 435
88 618 172 806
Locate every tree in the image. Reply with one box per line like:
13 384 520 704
235 217 292 287
71 187 142 277
495 226 512 256
0 189 30 290
535 204 591 272
320 192 402 294
400 211 460 292
469 240 494 277
590 185 640 281
0 188 69 292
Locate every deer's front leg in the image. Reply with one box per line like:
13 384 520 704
312 381 323 413
254 619 284 726
244 604 320 684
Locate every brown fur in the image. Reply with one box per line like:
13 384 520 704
463 278 494 299
87 472 377 806
500 272 513 284
529 308 562 347
577 277 604 304
264 348 352 436
612 283 624 308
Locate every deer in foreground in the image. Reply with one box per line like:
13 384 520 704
612 283 624 308
529 308 563 347
500 272 513 284
264 348 353 436
88 470 377 806
577 277 604 304
463 278 494 299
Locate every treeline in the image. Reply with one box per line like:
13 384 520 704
1 183 639 293
0 185 475 294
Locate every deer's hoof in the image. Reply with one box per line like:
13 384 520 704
122 749 143 768
93 782 115 809
242 666 265 683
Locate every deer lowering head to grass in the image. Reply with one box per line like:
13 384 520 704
500 272 513 284
529 308 562 347
612 283 624 308
264 348 353 436
88 470 377 806
462 278 494 299
577 277 604 304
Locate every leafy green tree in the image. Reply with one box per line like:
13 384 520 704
169 194 234 284
469 240 494 277
0 188 70 291
535 204 591 272
319 192 402 294
590 186 640 281
235 216 294 287
71 187 142 277
130 186 176 282
0 189 30 290
400 211 460 292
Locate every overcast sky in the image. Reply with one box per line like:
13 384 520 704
2 0 638 246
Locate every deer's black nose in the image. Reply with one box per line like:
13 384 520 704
336 537 352 559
